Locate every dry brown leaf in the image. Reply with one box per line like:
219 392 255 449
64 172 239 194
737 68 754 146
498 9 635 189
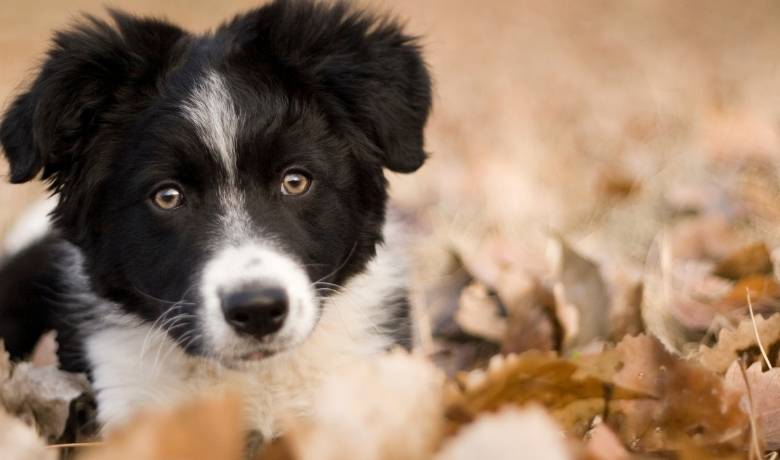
447 352 648 431
674 443 745 460
713 242 773 280
500 275 559 354
453 233 546 288
81 392 244 460
435 406 574 460
667 215 744 263
713 275 780 312
0 345 91 442
580 335 748 451
0 408 56 460
547 237 610 352
418 248 474 341
640 236 693 352
429 340 500 378
455 283 506 343
585 423 630 460
608 276 644 341
30 331 58 368
275 351 446 460
549 398 606 438
502 303 559 355
724 361 780 450
692 313 780 374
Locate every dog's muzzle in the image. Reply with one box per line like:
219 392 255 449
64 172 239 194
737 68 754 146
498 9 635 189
200 242 318 363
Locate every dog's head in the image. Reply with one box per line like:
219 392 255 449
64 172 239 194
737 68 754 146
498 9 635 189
0 1 431 364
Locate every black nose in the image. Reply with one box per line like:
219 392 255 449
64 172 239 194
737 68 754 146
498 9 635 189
221 286 288 339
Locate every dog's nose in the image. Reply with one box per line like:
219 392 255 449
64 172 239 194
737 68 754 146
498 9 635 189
220 286 288 339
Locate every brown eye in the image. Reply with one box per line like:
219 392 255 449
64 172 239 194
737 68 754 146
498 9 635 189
152 186 184 210
281 172 311 196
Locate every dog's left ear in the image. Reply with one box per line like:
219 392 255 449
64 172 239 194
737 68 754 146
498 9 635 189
231 1 432 173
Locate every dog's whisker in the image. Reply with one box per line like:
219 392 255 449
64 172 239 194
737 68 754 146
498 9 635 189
140 307 193 361
311 242 358 285
131 284 196 306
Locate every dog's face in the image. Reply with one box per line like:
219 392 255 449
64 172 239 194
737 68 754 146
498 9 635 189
0 1 431 364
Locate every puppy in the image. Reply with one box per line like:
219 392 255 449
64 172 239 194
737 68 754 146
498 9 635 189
0 0 431 437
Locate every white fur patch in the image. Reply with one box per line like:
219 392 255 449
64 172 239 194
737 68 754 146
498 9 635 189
216 186 255 245
2 196 57 256
183 70 239 180
200 242 318 359
87 221 409 438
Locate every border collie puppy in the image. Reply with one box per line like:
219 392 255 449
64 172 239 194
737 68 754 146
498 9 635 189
0 0 431 437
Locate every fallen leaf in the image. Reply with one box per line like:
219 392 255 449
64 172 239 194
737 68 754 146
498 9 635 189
0 350 91 442
499 274 559 354
581 335 748 451
692 313 780 374
82 392 244 460
435 406 574 460
585 422 630 460
429 340 500 378
713 275 780 312
547 237 610 352
425 251 474 341
640 235 695 352
447 352 647 432
30 331 58 368
608 276 644 341
276 351 446 460
455 283 506 343
0 408 56 460
724 361 780 450
713 242 773 280
667 215 744 263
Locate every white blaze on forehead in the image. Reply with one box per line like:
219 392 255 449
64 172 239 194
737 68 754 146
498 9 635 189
217 187 254 245
183 70 239 179
183 70 251 243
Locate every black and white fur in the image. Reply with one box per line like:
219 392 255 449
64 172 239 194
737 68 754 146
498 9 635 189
0 0 430 437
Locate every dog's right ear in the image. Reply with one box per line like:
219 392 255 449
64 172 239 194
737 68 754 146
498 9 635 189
0 12 188 184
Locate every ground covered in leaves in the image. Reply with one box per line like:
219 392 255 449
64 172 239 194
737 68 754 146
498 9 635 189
6 144 780 460
4 0 780 459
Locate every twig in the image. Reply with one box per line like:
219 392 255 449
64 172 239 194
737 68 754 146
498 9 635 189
47 441 104 450
746 289 773 369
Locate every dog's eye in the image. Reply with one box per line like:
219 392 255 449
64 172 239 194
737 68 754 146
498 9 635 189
152 186 184 210
281 172 311 196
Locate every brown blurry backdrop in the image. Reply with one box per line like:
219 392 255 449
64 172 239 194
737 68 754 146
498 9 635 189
2 0 780 265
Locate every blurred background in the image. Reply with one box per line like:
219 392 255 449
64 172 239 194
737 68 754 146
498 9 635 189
3 0 780 362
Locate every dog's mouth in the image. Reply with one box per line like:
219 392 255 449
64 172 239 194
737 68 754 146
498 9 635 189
239 348 277 361
215 345 287 369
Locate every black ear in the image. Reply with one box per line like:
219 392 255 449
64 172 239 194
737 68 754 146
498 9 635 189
0 11 188 184
229 0 432 173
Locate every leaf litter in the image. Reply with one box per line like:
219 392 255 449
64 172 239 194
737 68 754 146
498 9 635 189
5 207 779 459
6 1 780 459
